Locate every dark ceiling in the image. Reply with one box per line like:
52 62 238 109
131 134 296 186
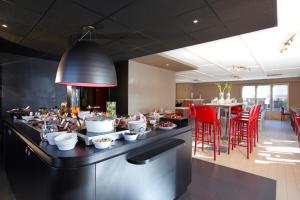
0 0 277 62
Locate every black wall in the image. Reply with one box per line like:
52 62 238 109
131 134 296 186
110 61 128 115
1 55 67 114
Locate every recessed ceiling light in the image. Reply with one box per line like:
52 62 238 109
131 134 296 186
193 19 198 24
166 63 169 66
1 24 8 28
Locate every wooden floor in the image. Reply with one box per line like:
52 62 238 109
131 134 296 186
193 120 300 200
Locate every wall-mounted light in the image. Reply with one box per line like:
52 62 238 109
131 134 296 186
1 24 8 28
193 19 198 24
280 34 296 54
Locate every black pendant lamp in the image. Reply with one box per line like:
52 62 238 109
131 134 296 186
55 29 117 87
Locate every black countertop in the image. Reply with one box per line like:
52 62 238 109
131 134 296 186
4 118 192 168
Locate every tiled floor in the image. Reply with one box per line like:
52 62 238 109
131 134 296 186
178 159 276 200
192 120 300 200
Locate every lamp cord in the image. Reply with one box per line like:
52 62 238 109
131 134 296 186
78 30 91 42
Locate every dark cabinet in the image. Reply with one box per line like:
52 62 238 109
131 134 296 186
4 126 95 200
4 122 191 200
95 131 192 200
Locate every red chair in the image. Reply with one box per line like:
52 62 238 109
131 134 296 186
242 105 261 145
291 110 298 135
228 105 257 159
225 105 243 133
296 117 300 146
253 105 261 145
188 103 196 119
194 105 221 161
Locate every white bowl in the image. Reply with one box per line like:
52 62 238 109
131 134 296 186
128 121 147 133
149 119 156 125
85 119 114 133
44 131 65 145
54 133 78 151
22 116 35 121
92 138 112 149
123 133 138 141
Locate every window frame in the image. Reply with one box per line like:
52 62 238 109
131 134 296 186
241 83 289 112
271 83 289 111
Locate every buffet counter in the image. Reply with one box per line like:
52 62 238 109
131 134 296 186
3 118 192 200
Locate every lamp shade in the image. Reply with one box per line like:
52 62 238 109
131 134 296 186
55 41 117 87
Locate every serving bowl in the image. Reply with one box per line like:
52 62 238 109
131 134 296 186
128 121 147 133
123 132 138 141
85 119 114 133
92 137 112 149
54 133 78 151
21 116 35 121
44 131 65 145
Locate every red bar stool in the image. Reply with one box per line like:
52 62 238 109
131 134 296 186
290 109 297 134
188 103 196 119
228 105 257 159
225 105 243 133
188 103 196 139
253 105 261 145
194 105 221 161
241 105 261 147
296 117 300 146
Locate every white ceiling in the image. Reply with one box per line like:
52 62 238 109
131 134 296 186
159 0 300 83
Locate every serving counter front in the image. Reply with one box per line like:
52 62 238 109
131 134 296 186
3 118 192 200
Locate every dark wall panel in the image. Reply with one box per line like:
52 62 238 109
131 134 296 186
1 56 67 114
110 61 128 115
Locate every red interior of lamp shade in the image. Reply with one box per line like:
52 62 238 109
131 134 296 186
56 82 116 87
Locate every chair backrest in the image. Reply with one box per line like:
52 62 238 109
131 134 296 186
248 105 256 120
231 105 243 115
255 104 261 119
296 117 300 126
188 103 196 118
195 105 217 123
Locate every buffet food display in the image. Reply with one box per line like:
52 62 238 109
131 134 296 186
10 105 183 151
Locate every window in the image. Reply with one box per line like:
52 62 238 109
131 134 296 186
272 84 288 111
256 85 271 110
242 84 288 112
242 86 256 109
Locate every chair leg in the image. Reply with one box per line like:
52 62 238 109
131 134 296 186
213 124 216 161
228 120 232 154
194 121 198 155
247 126 250 159
202 123 204 152
218 124 221 155
256 119 259 144
225 114 228 136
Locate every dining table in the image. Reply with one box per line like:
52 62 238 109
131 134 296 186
205 103 243 136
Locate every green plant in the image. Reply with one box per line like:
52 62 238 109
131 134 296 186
227 83 232 93
216 82 228 93
106 102 116 117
